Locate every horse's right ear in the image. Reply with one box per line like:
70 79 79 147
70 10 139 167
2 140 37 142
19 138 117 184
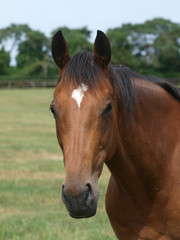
51 30 70 70
94 30 111 69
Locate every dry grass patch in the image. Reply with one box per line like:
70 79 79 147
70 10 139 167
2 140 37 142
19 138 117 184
12 151 63 162
0 89 115 240
0 170 65 180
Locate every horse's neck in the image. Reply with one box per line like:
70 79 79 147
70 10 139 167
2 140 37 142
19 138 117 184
106 78 180 203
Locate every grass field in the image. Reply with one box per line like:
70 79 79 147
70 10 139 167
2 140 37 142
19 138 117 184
0 89 116 240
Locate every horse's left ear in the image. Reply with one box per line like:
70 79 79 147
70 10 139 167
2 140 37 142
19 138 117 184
51 30 70 70
94 30 111 69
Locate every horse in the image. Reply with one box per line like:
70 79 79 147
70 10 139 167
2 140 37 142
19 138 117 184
50 30 180 240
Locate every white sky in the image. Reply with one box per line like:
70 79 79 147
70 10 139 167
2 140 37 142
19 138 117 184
1 0 180 40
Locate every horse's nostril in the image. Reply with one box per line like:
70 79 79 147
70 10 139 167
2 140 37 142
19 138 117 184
86 183 92 192
62 184 66 201
86 183 94 200
62 182 95 204
62 184 65 193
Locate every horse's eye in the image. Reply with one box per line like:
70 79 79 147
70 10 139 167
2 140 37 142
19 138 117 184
103 102 113 116
50 105 56 118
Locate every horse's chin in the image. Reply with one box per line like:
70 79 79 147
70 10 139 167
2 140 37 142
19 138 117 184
69 209 97 219
64 201 98 219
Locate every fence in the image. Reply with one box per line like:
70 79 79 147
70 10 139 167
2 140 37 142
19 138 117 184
0 78 179 88
0 79 59 88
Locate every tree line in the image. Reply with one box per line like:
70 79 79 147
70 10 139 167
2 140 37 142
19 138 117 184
0 18 180 82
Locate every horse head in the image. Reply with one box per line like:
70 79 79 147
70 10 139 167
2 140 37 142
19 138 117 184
50 30 118 218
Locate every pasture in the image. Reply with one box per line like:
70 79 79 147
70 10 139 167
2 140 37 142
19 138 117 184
0 89 115 240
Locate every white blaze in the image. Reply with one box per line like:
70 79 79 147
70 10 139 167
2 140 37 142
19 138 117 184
72 83 88 108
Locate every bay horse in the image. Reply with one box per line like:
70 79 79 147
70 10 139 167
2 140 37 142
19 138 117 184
50 30 180 240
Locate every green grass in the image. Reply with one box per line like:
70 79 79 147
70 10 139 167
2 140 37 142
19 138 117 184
0 89 116 240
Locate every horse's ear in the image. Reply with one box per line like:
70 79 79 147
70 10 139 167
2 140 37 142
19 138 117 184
51 30 70 70
94 30 111 69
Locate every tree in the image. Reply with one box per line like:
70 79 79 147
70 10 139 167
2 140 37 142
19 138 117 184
106 18 180 76
0 24 57 78
16 30 49 68
0 24 31 53
131 18 180 75
15 29 57 78
106 25 140 69
51 27 92 56
0 20 180 80
0 47 10 75
153 27 180 75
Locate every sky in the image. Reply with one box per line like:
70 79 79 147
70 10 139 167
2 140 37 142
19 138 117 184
1 0 180 41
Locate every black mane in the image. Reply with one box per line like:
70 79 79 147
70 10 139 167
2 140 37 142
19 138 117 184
131 71 180 102
62 51 180 115
63 51 103 88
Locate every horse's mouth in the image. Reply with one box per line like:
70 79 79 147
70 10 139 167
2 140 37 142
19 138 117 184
63 197 98 219
62 182 99 219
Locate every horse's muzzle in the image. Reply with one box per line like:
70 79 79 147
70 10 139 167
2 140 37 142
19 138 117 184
62 183 99 218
